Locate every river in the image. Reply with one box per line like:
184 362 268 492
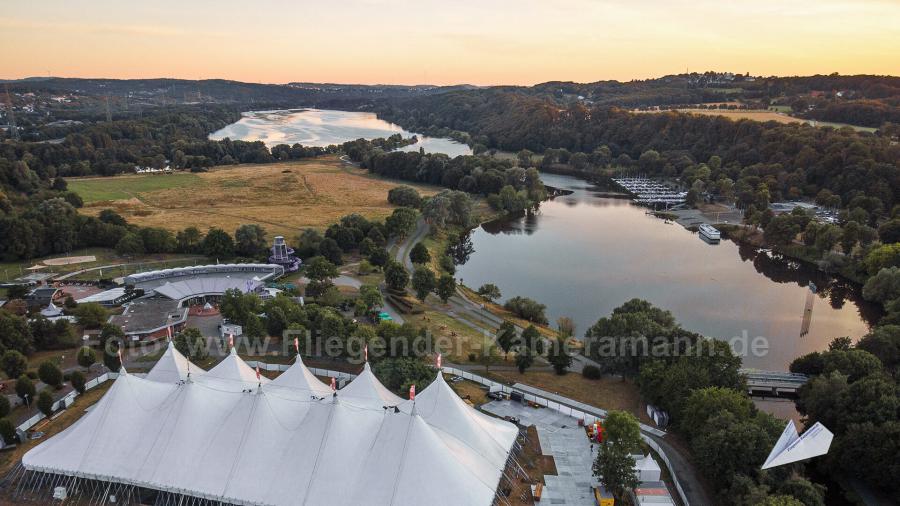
209 108 472 157
455 173 879 372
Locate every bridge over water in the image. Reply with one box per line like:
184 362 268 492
740 369 809 397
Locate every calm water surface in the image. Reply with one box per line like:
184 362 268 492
456 173 878 371
210 109 472 157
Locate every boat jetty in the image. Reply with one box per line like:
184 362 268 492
611 177 687 205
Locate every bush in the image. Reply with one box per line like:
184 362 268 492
15 375 36 403
36 390 54 417
387 185 422 208
0 395 10 418
77 346 97 369
504 296 548 324
0 418 16 446
37 361 64 389
582 365 602 380
1 350 28 379
70 370 86 394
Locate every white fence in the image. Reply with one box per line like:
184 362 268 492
14 372 120 434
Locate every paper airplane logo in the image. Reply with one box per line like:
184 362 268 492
761 420 833 469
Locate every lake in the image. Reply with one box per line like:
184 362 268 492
210 109 472 157
456 173 879 371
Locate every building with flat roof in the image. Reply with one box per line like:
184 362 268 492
123 263 285 307
108 298 188 342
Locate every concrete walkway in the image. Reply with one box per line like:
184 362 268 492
484 400 598 506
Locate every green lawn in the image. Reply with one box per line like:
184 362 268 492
68 173 202 203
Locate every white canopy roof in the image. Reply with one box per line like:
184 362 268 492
270 354 332 396
145 341 206 383
761 420 833 469
339 362 404 406
40 301 63 317
24 358 516 506
198 347 270 392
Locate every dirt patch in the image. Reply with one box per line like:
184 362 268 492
42 255 97 266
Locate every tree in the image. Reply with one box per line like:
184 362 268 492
37 361 63 389
77 346 97 369
234 224 267 257
305 256 339 281
15 375 35 404
387 185 422 208
436 274 456 303
0 418 16 445
411 267 436 302
548 338 572 375
74 302 109 328
593 411 641 500
369 248 390 267
409 242 431 265
176 226 203 253
764 215 800 247
70 370 86 394
99 324 124 372
359 284 384 312
385 207 418 239
1 350 28 379
516 149 534 168
503 296 548 324
521 325 545 355
496 322 516 360
477 283 501 302
115 232 145 256
557 316 576 338
202 227 235 258
175 327 208 362
0 395 9 418
37 389 54 417
678 387 754 440
515 347 534 373
878 218 900 244
865 243 900 275
318 237 343 265
0 310 33 354
862 267 900 304
384 261 410 292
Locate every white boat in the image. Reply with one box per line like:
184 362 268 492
698 224 720 241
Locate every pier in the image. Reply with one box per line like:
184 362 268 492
612 177 687 205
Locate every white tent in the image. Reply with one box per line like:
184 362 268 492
198 346 270 392
145 341 206 383
338 362 403 406
761 420 833 469
634 454 662 482
40 301 63 318
22 360 517 506
270 354 332 396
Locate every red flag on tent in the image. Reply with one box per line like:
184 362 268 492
330 377 336 391
229 334 234 349
117 348 123 366
364 344 368 362
436 353 442 369
409 384 416 400
294 337 300 354
256 365 261 381
166 325 172 341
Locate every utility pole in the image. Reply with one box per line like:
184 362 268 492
3 84 19 140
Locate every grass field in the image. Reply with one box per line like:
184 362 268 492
0 247 204 283
673 109 802 124
70 156 440 237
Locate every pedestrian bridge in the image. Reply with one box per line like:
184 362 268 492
740 369 809 397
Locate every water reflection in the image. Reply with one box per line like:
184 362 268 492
457 172 876 370
210 108 473 157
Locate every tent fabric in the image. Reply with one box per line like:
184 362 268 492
23 361 517 506
198 347 271 392
270 354 332 396
338 362 403 406
145 341 207 383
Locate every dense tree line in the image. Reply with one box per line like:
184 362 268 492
374 90 898 213
790 327 900 498
583 299 824 504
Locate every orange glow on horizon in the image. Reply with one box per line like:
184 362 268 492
1 0 898 86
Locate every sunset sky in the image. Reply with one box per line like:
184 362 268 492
2 0 898 85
